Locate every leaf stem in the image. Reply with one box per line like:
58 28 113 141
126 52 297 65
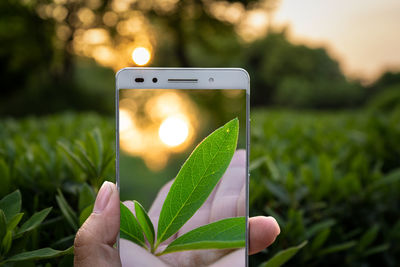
153 241 160 253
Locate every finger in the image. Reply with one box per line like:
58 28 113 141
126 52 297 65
249 216 280 255
148 179 174 218
159 246 232 267
74 181 121 267
208 249 246 267
120 239 169 267
209 149 246 222
236 184 246 217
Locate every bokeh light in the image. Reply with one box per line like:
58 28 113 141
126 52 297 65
159 116 189 147
119 90 199 171
119 109 133 132
131 47 151 66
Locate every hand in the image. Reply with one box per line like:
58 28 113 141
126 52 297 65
74 151 280 267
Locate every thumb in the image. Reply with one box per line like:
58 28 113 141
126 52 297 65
74 181 121 267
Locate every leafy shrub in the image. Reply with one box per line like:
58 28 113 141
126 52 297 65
0 191 73 265
0 108 399 266
250 109 400 266
0 113 114 265
367 85 400 112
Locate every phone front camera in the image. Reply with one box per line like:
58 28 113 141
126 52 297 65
152 78 158 83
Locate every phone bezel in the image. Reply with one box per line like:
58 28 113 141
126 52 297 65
115 68 250 266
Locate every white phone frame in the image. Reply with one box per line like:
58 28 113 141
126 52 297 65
115 67 250 266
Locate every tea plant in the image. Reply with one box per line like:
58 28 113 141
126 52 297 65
0 113 114 265
120 118 247 255
0 190 73 265
250 109 400 267
0 107 399 266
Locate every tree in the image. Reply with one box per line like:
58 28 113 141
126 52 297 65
242 31 364 108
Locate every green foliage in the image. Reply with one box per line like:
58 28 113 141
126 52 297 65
1 107 399 265
3 247 73 264
260 241 308 267
121 118 246 255
120 203 145 247
0 191 73 265
0 113 114 265
0 191 21 222
250 108 400 266
367 85 400 112
133 201 155 251
56 189 79 231
16 208 52 237
160 217 246 255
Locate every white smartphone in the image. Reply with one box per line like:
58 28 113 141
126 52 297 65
116 68 250 267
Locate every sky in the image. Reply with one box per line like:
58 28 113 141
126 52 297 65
272 0 400 82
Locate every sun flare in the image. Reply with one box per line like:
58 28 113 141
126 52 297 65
159 117 189 147
131 47 151 66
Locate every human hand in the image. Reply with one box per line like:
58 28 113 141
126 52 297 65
74 151 280 267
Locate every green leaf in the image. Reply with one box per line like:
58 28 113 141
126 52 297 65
0 190 21 221
318 241 356 256
120 202 145 247
310 228 331 252
305 219 335 239
157 118 239 244
1 230 12 255
57 141 88 174
264 181 290 205
56 190 78 231
249 156 267 171
134 201 155 249
75 141 98 177
79 204 93 226
356 225 379 252
16 207 52 236
51 235 75 248
160 217 245 255
259 241 308 267
0 210 6 241
369 168 400 190
6 213 24 232
3 246 74 263
78 183 95 212
363 243 390 256
265 155 281 181
88 128 103 173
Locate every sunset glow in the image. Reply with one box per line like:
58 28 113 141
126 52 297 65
159 117 189 147
132 47 151 66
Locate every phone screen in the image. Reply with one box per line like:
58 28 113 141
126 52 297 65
118 88 248 266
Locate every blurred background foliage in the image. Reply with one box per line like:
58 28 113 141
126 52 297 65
1 0 400 265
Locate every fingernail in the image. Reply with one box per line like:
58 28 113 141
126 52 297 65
268 216 281 235
93 181 113 213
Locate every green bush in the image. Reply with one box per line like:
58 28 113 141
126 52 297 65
0 109 399 266
250 109 400 266
0 113 115 266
